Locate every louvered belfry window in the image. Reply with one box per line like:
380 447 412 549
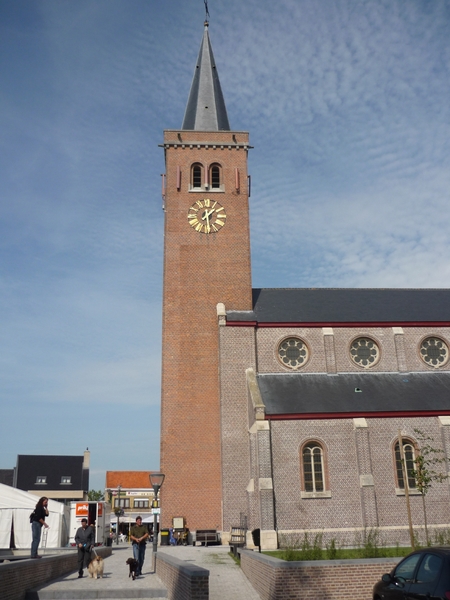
192 164 202 188
210 164 221 188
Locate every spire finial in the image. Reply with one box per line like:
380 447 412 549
204 0 210 24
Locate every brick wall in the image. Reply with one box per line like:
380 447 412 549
156 551 209 600
219 319 450 543
0 546 112 600
160 129 253 531
239 549 398 600
255 326 450 375
270 416 450 547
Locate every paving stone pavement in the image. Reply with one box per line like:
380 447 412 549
25 544 261 600
25 545 167 599
158 545 261 600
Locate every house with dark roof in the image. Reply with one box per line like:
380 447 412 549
14 450 90 502
158 21 450 549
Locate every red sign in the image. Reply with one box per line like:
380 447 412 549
75 503 89 516
98 503 103 516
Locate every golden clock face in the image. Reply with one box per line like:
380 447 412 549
187 198 227 234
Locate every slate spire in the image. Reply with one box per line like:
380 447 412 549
182 22 230 131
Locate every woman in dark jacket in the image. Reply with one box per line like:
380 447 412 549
31 497 49 558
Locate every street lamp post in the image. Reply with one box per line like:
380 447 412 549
115 485 122 546
149 473 165 561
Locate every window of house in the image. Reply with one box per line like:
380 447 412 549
36 476 47 484
210 164 221 188
116 498 130 508
134 499 149 509
395 439 417 491
192 164 203 189
61 476 71 484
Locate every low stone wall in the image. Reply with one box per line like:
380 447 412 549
156 551 209 600
0 546 112 600
239 549 400 600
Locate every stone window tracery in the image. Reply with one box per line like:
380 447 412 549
350 337 380 368
394 439 417 491
302 442 325 493
278 337 309 369
420 337 449 368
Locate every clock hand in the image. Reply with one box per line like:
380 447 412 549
201 208 215 231
201 208 215 221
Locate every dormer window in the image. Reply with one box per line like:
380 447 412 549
36 476 47 484
61 476 72 484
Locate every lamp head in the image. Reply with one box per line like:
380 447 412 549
149 472 165 495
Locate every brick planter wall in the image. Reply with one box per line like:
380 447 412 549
156 551 209 600
0 546 112 600
239 549 400 600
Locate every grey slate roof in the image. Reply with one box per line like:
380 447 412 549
182 23 230 131
226 288 450 323
14 455 88 492
257 371 450 417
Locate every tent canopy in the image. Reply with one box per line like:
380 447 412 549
0 483 68 548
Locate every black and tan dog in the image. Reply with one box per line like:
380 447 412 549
126 557 139 580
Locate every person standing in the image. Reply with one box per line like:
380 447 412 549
130 516 149 577
75 518 94 578
30 497 49 558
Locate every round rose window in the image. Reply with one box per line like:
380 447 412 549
350 337 380 368
278 338 309 369
420 337 449 368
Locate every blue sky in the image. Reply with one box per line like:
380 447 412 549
1 0 449 491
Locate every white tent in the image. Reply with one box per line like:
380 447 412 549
0 483 70 549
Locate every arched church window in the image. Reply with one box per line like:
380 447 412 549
302 442 325 493
394 439 417 491
278 337 309 369
419 336 449 368
350 337 380 368
210 164 221 189
191 164 203 189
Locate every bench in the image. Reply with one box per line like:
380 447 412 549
194 529 219 546
229 526 246 556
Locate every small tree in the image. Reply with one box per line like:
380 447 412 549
88 489 104 501
411 428 448 546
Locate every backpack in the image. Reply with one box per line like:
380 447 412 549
29 511 36 523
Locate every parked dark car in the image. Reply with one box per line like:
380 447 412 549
373 546 450 600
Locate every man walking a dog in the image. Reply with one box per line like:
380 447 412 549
75 518 94 578
130 516 149 577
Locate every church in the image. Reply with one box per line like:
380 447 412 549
159 21 450 549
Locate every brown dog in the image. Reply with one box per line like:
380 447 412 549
126 557 139 580
88 555 104 579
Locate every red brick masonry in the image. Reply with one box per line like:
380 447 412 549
156 551 209 600
0 546 112 600
239 549 400 600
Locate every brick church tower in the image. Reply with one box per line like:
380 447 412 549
159 22 252 529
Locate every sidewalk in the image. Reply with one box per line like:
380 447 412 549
25 545 167 599
158 545 260 600
25 544 261 600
